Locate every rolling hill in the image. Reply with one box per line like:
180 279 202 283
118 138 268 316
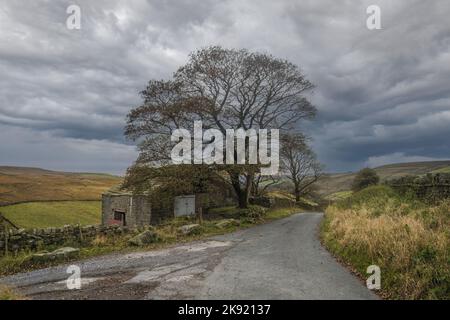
0 166 122 206
1 161 449 227
316 160 450 196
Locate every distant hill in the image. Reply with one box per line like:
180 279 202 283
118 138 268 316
2 161 448 205
0 166 122 206
316 160 450 196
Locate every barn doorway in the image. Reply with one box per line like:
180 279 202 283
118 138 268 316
113 210 127 226
174 195 196 217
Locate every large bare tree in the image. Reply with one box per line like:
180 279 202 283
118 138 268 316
125 46 316 208
281 134 323 202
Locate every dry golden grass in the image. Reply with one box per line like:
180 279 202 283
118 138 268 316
322 186 449 299
91 235 109 246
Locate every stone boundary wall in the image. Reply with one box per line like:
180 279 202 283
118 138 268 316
386 173 450 202
389 183 450 201
0 224 131 256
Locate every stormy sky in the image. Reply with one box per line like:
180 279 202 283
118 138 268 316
0 0 449 174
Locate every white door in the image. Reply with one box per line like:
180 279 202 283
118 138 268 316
174 195 196 217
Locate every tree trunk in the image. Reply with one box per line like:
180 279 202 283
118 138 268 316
294 183 301 203
237 191 248 208
229 171 251 208
251 180 259 197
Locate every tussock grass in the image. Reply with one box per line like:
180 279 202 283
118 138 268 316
322 185 449 299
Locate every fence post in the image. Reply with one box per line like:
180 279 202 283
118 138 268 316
198 207 203 225
79 224 83 242
4 225 8 257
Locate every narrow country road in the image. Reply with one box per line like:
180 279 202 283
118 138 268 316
0 213 378 300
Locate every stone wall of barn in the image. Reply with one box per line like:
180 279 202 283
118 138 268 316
101 194 152 227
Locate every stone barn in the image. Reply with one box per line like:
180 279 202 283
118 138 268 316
101 190 201 227
102 190 153 227
102 184 237 227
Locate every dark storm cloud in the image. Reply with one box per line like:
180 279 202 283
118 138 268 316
0 0 449 173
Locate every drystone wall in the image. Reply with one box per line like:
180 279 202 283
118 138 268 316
0 224 130 256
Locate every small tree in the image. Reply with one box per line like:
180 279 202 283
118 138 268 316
280 133 323 202
352 168 380 191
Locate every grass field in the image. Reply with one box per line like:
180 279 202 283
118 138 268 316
0 201 101 229
431 166 450 174
324 191 353 201
0 166 121 206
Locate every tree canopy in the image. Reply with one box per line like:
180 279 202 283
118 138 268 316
125 46 316 207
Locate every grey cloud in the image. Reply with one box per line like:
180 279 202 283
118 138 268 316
0 0 449 173
0 124 137 174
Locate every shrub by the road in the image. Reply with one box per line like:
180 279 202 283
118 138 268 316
351 168 380 192
322 185 449 299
